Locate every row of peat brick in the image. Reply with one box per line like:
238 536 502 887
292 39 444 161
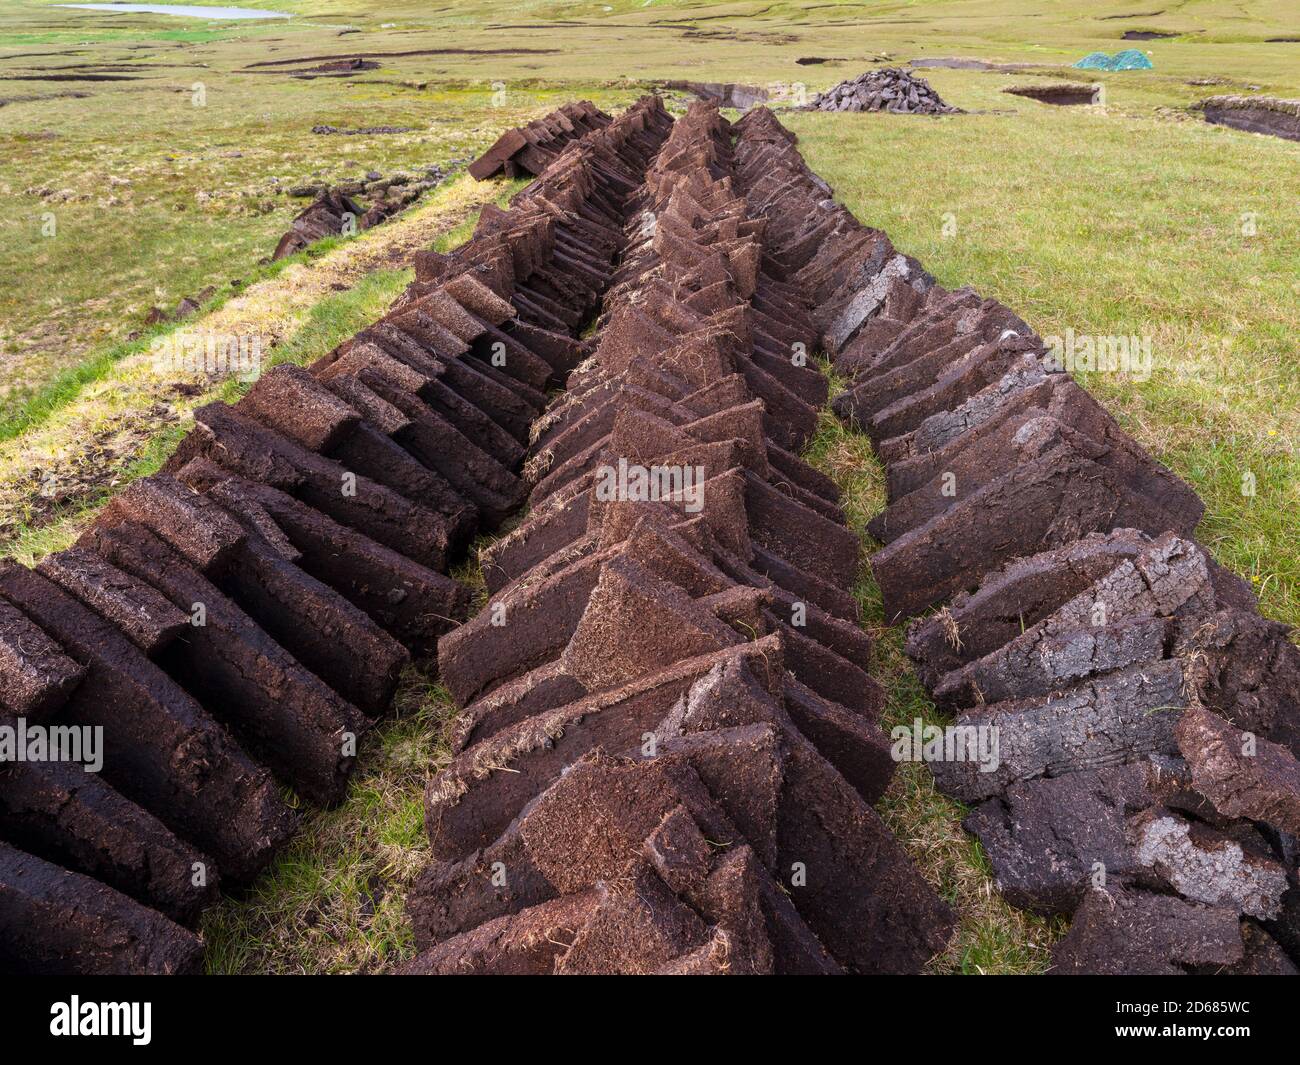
400 100 958 975
733 104 1300 974
467 101 614 181
0 96 673 975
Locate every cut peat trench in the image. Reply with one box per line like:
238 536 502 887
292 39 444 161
1003 83 1101 106
659 80 771 109
0 73 144 82
4 95 1298 976
241 48 563 68
1197 95 1300 142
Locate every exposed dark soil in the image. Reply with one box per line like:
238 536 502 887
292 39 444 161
1004 82 1101 106
1200 96 1300 141
0 73 142 82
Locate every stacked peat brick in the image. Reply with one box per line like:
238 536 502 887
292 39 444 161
468 100 614 181
273 188 368 260
402 102 956 975
733 105 1300 974
807 68 960 114
0 97 671 975
272 182 434 261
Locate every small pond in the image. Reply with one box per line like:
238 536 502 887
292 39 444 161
55 4 291 20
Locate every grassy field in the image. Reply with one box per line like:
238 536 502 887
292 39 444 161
1 0 1296 973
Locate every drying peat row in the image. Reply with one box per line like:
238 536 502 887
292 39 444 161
403 100 954 975
734 103 1300 973
272 183 427 262
0 96 673 975
468 100 614 181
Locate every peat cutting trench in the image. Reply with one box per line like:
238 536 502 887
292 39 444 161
2 97 1298 976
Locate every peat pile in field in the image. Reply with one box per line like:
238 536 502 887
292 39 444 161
272 170 450 261
468 100 613 180
402 101 955 975
0 96 673 975
729 104 1300 974
1198 95 1300 142
807 68 960 114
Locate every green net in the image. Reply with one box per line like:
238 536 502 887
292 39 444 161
1074 51 1114 70
1074 49 1154 71
1112 49 1154 70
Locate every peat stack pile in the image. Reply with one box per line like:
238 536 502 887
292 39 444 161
1198 95 1300 142
731 104 1300 974
402 101 955 975
272 188 366 260
272 179 440 261
0 97 672 975
807 68 960 114
468 100 613 181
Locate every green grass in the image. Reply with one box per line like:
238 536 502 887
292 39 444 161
2 259 413 565
802 373 1066 973
201 676 459 975
0 231 366 443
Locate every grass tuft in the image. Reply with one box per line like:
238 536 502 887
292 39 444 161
201 673 459 975
803 373 1062 974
